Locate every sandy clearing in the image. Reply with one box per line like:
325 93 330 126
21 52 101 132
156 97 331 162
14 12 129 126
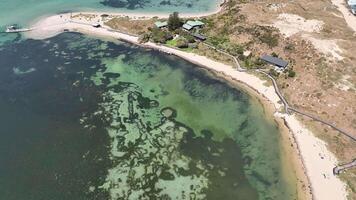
273 13 324 37
302 35 344 61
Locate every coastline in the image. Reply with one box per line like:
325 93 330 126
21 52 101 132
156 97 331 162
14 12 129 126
24 12 348 200
76 0 225 19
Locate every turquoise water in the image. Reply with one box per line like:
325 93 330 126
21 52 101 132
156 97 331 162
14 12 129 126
0 1 298 199
0 0 221 27
0 32 296 199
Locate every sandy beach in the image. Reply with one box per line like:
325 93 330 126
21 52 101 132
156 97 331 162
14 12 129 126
25 12 348 200
331 0 356 33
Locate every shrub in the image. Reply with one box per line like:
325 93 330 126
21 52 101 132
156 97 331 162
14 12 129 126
288 69 296 77
138 33 150 43
185 35 195 43
151 29 173 43
284 43 295 51
175 37 189 48
269 69 279 77
271 52 278 57
259 33 279 48
208 35 229 47
253 58 265 68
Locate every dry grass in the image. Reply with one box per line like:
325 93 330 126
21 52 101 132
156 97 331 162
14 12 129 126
105 17 155 35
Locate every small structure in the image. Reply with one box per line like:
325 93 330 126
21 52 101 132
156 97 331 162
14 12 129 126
351 5 356 15
154 21 168 28
5 25 31 33
333 159 356 175
260 55 288 68
348 0 356 14
243 50 252 57
92 23 101 28
183 20 205 31
192 33 206 41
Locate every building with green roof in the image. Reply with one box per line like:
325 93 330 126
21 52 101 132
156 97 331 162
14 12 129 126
182 20 205 31
154 21 168 28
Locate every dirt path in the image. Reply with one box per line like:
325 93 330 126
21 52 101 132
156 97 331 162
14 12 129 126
332 0 356 32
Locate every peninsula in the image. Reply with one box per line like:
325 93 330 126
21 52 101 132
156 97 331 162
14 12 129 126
0 0 352 199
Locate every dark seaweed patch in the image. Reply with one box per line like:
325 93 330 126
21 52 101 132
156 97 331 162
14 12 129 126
100 0 150 9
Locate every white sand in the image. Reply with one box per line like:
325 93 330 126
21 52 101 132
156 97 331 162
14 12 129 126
273 14 324 37
331 0 356 33
280 114 348 200
302 35 344 61
25 13 348 200
273 13 344 61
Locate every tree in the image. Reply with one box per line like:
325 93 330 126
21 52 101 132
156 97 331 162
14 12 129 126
168 12 182 31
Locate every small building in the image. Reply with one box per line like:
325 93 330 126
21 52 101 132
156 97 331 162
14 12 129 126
243 50 252 57
182 24 193 31
92 23 101 28
192 33 206 41
348 0 356 14
183 20 205 31
260 55 288 68
154 21 168 28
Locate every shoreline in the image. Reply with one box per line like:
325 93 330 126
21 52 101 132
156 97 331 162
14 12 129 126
24 12 348 200
75 0 225 19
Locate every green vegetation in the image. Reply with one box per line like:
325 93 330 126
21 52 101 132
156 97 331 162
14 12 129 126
168 12 182 31
244 25 280 48
271 52 278 57
269 69 279 78
166 39 177 47
150 28 173 43
175 37 189 48
138 33 150 43
287 69 296 78
284 43 295 51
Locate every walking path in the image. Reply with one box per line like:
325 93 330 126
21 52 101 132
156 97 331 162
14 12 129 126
201 42 245 71
202 42 355 142
333 159 356 175
256 70 290 114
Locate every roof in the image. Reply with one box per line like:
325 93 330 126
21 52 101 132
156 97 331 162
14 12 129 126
260 55 288 68
182 24 193 30
193 33 206 40
154 21 168 28
186 20 205 27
